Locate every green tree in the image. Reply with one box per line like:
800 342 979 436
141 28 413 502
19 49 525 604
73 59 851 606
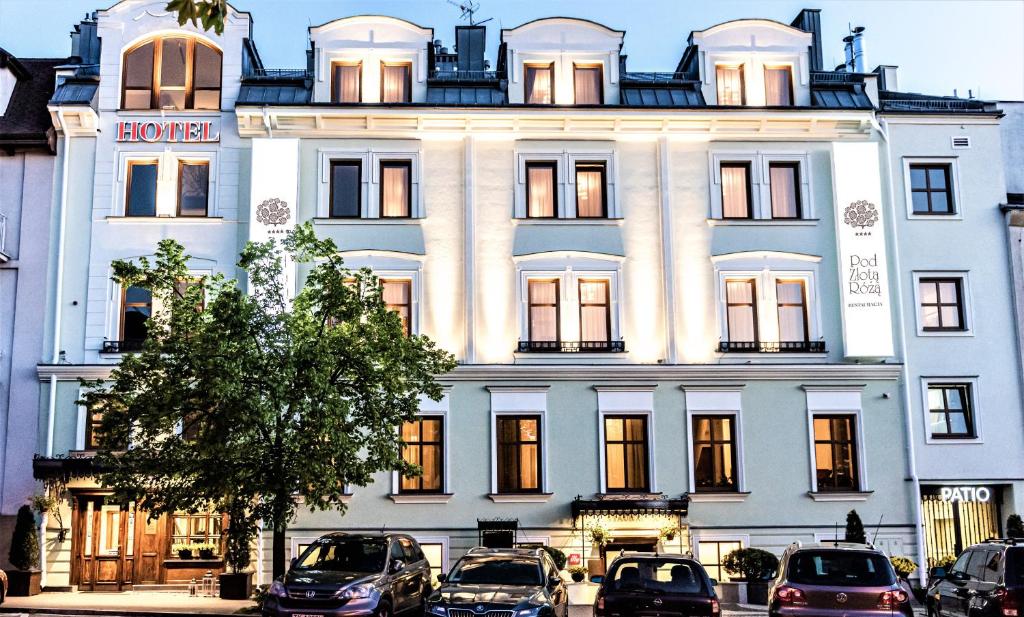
1008 514 1024 538
8 505 39 571
81 224 456 577
165 0 228 34
845 509 867 544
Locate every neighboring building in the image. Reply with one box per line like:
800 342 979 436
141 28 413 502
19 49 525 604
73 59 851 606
27 0 1019 592
0 47 60 569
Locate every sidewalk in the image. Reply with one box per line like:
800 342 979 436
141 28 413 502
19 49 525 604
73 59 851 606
0 590 253 616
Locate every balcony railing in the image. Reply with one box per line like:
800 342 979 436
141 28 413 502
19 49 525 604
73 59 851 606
518 340 626 353
718 340 826 353
621 71 694 84
429 69 501 81
101 339 146 354
244 68 313 80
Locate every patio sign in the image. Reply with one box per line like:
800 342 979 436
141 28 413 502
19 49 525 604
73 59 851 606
831 142 894 358
939 486 992 503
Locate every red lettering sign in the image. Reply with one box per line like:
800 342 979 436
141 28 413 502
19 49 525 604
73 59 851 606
115 120 219 143
568 553 582 566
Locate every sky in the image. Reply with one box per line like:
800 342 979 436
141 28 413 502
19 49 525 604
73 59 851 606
0 0 1021 100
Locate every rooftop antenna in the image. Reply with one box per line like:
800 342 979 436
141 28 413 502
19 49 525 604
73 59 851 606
871 514 884 546
834 521 840 547
446 0 493 26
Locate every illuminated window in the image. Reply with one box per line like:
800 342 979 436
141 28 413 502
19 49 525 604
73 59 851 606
604 415 649 492
928 384 975 439
381 279 411 336
716 65 744 105
497 416 542 493
121 37 221 110
721 162 752 218
177 161 209 217
573 64 602 104
84 406 105 450
813 415 859 492
918 278 964 331
400 417 444 493
380 161 412 218
575 163 606 218
698 540 742 581
725 279 757 343
579 280 610 343
381 62 411 103
525 63 554 104
332 62 361 103
170 512 223 553
526 162 557 218
764 66 793 106
693 416 737 492
528 279 560 343
126 161 158 217
419 542 445 584
769 162 801 218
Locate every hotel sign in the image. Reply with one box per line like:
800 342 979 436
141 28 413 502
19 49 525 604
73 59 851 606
831 142 894 358
115 120 220 143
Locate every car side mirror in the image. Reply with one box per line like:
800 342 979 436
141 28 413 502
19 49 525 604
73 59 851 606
437 573 447 583
389 559 405 574
590 575 604 584
951 570 968 582
548 575 562 588
709 578 719 587
930 567 947 580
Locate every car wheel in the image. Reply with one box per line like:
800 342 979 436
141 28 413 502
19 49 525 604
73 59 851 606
376 603 392 617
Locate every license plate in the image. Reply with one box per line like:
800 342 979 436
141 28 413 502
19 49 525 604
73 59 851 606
292 614 324 617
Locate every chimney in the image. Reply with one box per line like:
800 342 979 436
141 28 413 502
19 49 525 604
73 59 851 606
70 12 101 64
789 9 823 71
873 65 898 91
843 35 854 72
456 25 486 72
851 26 866 73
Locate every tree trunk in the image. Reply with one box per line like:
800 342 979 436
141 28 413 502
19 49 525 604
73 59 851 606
272 520 287 579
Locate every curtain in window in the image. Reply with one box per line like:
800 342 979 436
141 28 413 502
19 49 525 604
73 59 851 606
776 281 807 342
382 280 411 334
527 165 555 217
769 164 799 218
528 280 558 341
764 67 792 106
721 164 750 218
382 64 409 103
625 418 647 489
576 167 604 217
579 280 609 342
574 66 601 104
526 66 553 104
726 280 756 341
381 164 410 217
333 64 361 103
716 66 743 105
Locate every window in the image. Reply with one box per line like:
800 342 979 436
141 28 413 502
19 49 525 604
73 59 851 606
332 62 361 103
919 278 964 331
575 163 606 218
497 416 542 493
177 161 210 217
126 161 158 217
170 512 223 552
525 63 554 104
928 384 975 439
764 66 793 106
419 542 445 584
776 280 808 343
720 162 752 218
400 417 444 493
120 286 152 344
698 540 742 581
121 37 221 110
716 65 744 105
579 280 610 343
329 160 362 218
725 279 757 342
381 279 411 336
573 64 602 104
527 279 560 343
813 415 860 492
910 164 954 214
380 161 412 218
604 415 649 492
693 416 737 492
526 162 557 218
769 162 801 218
84 406 104 450
381 62 411 103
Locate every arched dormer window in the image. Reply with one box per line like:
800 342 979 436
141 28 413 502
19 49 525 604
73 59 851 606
122 37 222 111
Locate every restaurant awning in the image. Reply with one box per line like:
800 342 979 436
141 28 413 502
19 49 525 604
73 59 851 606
33 455 105 481
571 494 689 525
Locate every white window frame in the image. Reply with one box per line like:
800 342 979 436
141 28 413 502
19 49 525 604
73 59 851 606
516 259 623 347
115 149 219 218
709 151 813 221
390 390 451 502
105 266 214 348
902 156 963 220
514 145 620 219
683 388 748 500
692 533 749 582
596 386 657 494
911 271 973 337
803 387 869 499
337 253 424 336
317 146 424 219
487 386 551 501
289 536 320 562
920 376 983 445
411 535 450 581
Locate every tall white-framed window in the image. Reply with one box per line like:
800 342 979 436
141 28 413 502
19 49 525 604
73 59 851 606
709 151 812 221
514 146 620 219
693 534 748 582
390 390 451 503
911 271 973 336
596 387 656 494
412 536 449 585
803 387 869 499
488 386 551 501
317 147 424 219
115 150 218 218
337 253 424 336
684 388 748 501
712 252 823 353
921 376 982 445
902 157 962 220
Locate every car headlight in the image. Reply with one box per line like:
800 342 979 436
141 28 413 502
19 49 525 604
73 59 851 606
337 582 375 599
427 606 448 616
516 609 542 617
268 580 287 598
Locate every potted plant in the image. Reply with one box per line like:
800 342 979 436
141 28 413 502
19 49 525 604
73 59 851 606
660 524 680 543
890 556 918 581
219 507 257 600
722 547 779 605
172 543 195 559
7 505 42 596
568 566 588 583
196 542 217 559
587 523 609 547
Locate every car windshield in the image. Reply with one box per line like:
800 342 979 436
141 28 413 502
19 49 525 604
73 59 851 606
294 538 388 573
788 550 896 587
608 560 707 594
448 557 543 585
1007 548 1023 586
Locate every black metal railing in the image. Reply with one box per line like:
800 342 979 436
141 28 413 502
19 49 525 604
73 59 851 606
101 339 145 354
517 340 626 353
718 340 826 353
429 69 501 81
245 68 313 79
881 98 989 112
621 71 692 84
810 71 862 84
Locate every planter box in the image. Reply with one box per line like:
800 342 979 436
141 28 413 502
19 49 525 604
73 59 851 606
746 581 769 605
716 581 769 605
7 569 42 596
219 571 252 600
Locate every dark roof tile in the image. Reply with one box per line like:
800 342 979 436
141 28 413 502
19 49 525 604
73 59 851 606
0 50 64 152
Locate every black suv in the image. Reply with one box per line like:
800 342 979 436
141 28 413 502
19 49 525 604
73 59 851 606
426 547 568 617
263 532 433 617
593 552 720 617
927 539 1022 617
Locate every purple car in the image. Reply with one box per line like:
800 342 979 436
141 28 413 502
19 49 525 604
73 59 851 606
769 542 912 617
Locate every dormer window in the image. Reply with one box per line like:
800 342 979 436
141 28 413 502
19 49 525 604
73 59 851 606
121 37 222 111
716 64 744 106
764 66 793 106
332 62 362 103
525 63 555 105
573 64 603 105
381 62 411 103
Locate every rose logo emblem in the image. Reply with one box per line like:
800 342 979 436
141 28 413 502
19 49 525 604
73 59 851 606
256 198 290 226
844 200 879 229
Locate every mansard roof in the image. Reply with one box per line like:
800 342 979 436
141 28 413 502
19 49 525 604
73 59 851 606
0 48 63 153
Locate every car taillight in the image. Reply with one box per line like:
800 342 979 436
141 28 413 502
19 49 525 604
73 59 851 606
775 586 807 605
596 591 605 611
995 587 1019 617
878 590 910 610
711 597 721 615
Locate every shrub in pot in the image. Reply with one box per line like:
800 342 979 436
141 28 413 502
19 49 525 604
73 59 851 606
568 566 587 583
172 543 194 559
7 505 42 596
722 547 779 605
220 509 257 600
543 546 567 571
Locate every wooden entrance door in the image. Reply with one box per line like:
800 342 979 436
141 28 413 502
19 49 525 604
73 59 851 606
72 496 134 591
